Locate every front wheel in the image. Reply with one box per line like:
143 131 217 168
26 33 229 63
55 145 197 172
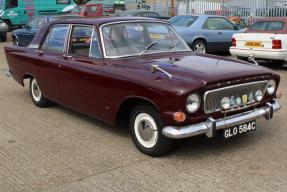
130 104 172 157
30 78 52 108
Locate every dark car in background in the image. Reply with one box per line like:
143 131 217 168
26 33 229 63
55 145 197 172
12 14 81 47
115 10 170 20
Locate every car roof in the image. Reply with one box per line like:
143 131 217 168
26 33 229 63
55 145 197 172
116 9 157 14
173 15 226 18
254 17 287 22
51 16 160 26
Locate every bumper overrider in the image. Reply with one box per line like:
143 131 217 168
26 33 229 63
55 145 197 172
162 100 280 139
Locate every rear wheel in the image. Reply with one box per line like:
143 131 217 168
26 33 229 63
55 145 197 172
30 78 52 108
129 104 172 157
0 32 7 42
191 40 207 54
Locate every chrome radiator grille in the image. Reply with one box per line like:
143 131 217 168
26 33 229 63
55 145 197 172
204 81 268 114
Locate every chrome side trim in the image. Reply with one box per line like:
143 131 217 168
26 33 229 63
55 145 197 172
162 100 280 139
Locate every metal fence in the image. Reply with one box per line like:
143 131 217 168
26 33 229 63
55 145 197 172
147 0 287 17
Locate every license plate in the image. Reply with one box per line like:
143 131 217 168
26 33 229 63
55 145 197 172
245 41 262 48
223 121 256 139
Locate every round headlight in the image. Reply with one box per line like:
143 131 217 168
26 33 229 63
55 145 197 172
255 90 263 102
221 97 231 110
267 80 276 95
186 94 200 113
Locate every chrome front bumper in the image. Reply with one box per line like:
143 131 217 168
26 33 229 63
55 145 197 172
162 101 281 139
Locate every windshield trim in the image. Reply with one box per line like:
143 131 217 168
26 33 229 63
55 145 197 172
99 20 191 59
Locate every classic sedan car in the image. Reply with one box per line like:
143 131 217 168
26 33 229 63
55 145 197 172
12 14 81 47
230 18 287 63
5 17 281 156
169 15 242 53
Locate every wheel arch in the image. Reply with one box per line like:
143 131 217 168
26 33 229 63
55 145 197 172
115 96 159 128
21 73 35 86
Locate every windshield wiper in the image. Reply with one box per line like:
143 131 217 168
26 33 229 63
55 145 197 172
169 41 181 52
140 41 158 56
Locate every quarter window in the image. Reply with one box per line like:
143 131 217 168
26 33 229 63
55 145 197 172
42 25 69 52
203 18 234 30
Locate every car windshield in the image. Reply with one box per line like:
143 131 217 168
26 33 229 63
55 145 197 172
169 16 198 27
249 21 284 31
101 22 190 57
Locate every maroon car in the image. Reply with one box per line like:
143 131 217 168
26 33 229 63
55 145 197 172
5 17 281 156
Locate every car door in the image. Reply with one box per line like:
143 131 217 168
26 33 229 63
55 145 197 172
215 17 237 49
202 17 236 51
58 25 105 118
33 24 70 103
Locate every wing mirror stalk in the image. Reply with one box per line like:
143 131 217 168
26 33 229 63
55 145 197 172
248 54 258 65
35 49 44 55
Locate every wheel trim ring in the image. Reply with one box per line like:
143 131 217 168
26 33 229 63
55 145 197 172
134 113 158 149
194 43 206 54
31 79 42 102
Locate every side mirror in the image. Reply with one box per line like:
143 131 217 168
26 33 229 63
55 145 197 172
234 24 240 30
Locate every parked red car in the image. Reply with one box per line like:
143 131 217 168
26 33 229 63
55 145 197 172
70 4 113 17
5 17 281 156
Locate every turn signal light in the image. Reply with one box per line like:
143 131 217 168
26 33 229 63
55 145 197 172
272 40 281 49
173 112 186 122
231 37 236 47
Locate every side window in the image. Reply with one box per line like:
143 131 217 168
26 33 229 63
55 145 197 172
69 26 93 57
35 17 47 29
203 18 234 30
42 25 69 52
27 17 37 29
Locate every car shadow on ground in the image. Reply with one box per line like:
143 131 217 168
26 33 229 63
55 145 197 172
50 100 268 158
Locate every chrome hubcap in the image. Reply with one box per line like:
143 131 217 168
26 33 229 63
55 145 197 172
31 79 41 102
134 113 158 148
194 43 206 54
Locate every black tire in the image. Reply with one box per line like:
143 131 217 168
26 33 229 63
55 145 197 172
129 104 172 157
191 39 207 54
0 32 7 42
29 78 52 108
